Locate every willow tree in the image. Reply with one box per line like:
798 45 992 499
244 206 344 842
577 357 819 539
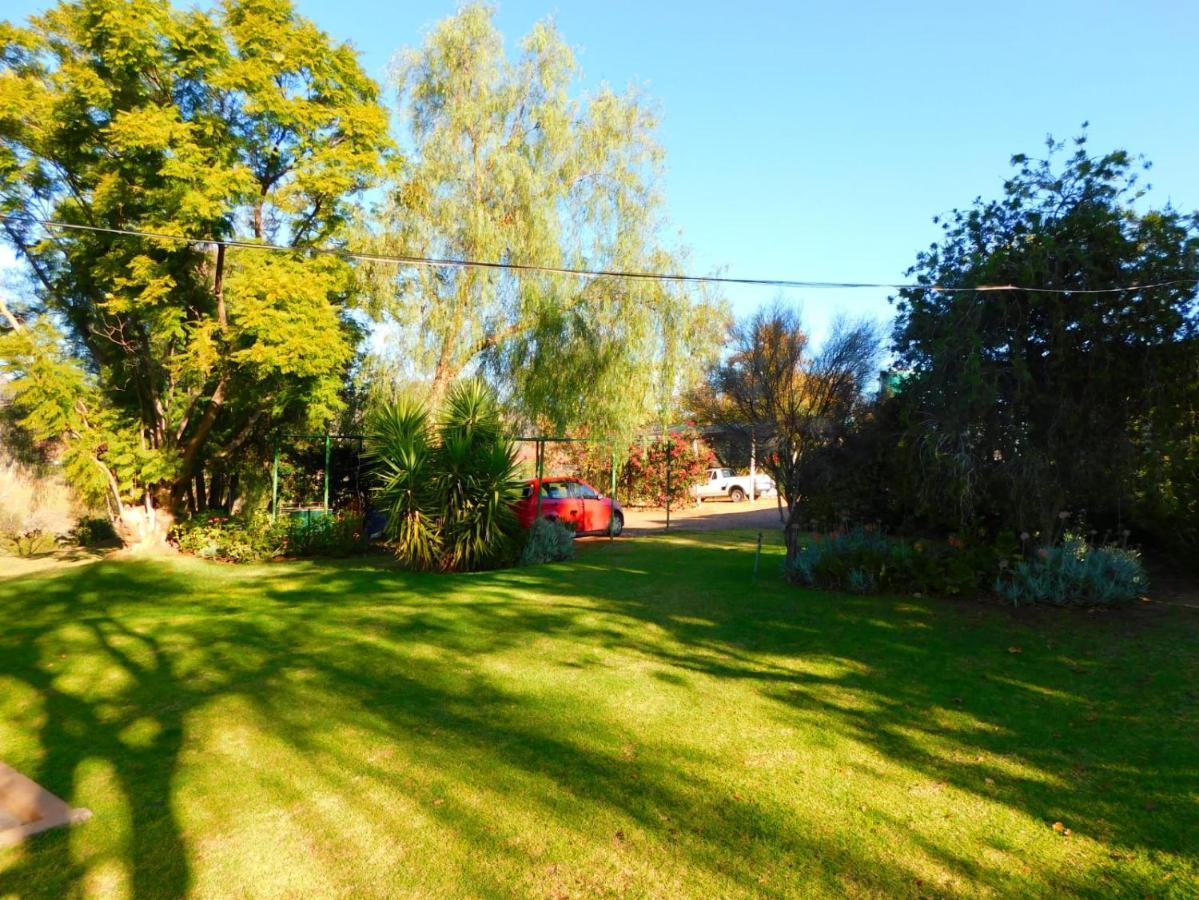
0 0 390 549
364 5 723 439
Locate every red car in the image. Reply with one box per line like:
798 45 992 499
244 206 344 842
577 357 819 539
514 477 624 536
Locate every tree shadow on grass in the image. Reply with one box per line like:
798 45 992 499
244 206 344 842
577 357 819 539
556 535 1199 893
0 537 1195 896
0 557 924 896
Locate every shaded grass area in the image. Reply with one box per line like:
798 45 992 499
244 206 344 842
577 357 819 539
0 531 1196 897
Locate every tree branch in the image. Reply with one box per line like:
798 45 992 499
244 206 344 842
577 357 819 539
0 294 22 331
176 377 227 482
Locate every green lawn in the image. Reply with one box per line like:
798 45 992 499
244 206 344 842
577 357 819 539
1 531 1196 898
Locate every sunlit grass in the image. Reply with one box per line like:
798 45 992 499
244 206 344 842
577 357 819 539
1 531 1196 897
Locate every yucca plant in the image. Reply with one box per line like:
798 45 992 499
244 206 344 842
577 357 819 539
433 380 523 571
364 394 442 571
366 380 523 572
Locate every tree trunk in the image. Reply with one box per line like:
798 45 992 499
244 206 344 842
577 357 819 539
208 469 225 511
227 471 241 514
113 489 177 554
430 361 454 405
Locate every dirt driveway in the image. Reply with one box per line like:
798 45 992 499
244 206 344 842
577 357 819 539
621 495 784 534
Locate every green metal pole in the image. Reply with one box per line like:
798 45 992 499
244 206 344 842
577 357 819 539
271 444 279 521
324 432 331 512
534 439 545 521
665 437 672 532
608 446 617 540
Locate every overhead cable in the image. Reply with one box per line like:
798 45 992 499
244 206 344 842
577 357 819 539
3 214 1196 295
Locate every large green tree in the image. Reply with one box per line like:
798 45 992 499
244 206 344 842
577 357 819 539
892 135 1199 539
363 4 722 440
0 0 390 548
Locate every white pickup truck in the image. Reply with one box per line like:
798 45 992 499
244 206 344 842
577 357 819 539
692 467 775 503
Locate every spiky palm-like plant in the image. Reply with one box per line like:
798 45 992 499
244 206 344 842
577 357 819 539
366 380 523 572
364 395 442 571
434 380 523 571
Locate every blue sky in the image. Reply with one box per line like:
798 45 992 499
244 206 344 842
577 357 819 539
3 0 1197 343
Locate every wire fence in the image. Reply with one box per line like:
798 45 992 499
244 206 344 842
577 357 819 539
267 428 785 538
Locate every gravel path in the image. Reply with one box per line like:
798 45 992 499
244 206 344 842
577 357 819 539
622 496 785 534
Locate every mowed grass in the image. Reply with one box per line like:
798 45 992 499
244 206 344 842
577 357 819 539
0 532 1196 898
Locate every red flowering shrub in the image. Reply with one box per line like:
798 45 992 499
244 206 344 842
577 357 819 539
622 432 711 507
558 431 712 508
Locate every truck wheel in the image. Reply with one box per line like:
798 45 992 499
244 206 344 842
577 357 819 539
729 486 746 503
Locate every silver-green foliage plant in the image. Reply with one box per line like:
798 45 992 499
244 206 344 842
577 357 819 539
519 517 576 567
367 380 523 572
995 536 1148 607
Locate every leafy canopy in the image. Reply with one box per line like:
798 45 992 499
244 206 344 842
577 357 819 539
0 0 390 538
891 134 1199 537
697 303 881 550
363 4 723 441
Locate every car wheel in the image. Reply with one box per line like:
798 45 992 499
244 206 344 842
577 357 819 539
729 486 746 503
610 510 624 536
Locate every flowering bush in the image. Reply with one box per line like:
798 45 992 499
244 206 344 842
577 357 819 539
622 433 710 507
995 535 1147 606
172 511 283 562
171 510 368 562
558 431 712 508
0 529 60 558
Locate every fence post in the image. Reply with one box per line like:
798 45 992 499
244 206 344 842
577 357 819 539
534 439 545 521
665 437 672 531
271 443 279 521
750 429 757 501
323 432 332 512
609 446 617 540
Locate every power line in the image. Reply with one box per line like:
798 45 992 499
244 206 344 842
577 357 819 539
3 213 1197 295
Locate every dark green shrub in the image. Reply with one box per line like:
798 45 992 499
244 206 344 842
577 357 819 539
786 528 995 597
69 516 117 547
519 517 576 566
995 536 1148 606
282 512 368 558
